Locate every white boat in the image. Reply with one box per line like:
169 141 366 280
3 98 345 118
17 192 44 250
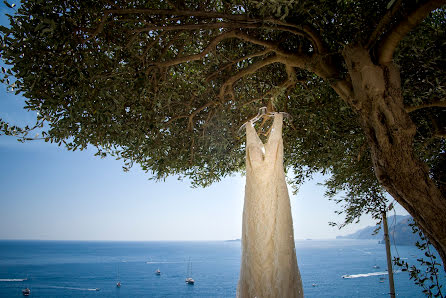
185 258 195 285
22 288 30 296
155 269 161 275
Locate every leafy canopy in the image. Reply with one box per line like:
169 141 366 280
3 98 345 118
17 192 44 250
0 1 444 215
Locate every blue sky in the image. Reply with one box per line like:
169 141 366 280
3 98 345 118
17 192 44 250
0 91 409 241
0 135 393 241
0 2 408 241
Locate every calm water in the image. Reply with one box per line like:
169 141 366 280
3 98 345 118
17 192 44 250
0 240 444 297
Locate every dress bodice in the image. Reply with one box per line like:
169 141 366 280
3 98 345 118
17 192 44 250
245 113 283 174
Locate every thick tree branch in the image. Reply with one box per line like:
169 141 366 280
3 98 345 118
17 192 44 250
148 29 309 104
163 100 217 131
242 65 297 108
164 115 188 126
154 29 305 69
107 8 320 39
232 31 290 56
141 31 167 62
134 22 265 33
366 0 403 49
187 101 217 130
154 30 239 68
86 7 339 107
406 99 446 112
82 11 112 43
434 132 446 139
377 0 446 64
219 54 284 100
330 79 355 103
85 8 325 54
131 22 322 51
206 49 272 82
106 8 252 22
302 53 355 102
295 25 326 54
430 115 446 139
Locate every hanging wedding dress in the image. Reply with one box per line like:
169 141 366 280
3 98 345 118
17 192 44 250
237 113 303 298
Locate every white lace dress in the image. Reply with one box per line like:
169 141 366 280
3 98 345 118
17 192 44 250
237 113 303 298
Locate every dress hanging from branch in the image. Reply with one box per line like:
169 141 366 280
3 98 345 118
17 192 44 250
237 112 303 298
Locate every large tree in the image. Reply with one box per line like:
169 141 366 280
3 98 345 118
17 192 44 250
1 0 445 268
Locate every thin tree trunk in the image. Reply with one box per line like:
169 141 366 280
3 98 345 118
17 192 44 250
342 46 446 271
382 211 396 298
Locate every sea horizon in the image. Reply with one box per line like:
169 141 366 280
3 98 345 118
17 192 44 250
0 237 347 242
1 239 443 297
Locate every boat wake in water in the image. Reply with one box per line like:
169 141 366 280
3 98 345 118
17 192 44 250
0 279 27 282
45 285 100 291
146 261 182 264
342 270 400 279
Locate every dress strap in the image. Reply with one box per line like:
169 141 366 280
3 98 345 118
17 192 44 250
266 113 283 145
245 120 262 147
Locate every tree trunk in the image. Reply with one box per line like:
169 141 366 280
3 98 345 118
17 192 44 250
342 46 446 271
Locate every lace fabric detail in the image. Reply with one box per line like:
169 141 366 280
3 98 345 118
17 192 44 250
237 113 303 298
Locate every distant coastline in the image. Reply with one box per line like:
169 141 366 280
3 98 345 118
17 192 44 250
225 239 241 242
336 215 420 246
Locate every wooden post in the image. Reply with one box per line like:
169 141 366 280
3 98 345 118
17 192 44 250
382 211 396 298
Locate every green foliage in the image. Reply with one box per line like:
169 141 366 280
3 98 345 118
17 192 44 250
395 9 446 182
394 221 445 297
1 5 444 296
0 0 444 196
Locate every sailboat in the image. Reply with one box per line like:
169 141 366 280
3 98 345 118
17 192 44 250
116 264 121 288
185 258 195 285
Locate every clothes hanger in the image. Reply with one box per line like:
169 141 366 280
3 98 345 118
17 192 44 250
238 106 292 136
238 106 271 135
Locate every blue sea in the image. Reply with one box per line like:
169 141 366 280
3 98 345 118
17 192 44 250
0 239 444 297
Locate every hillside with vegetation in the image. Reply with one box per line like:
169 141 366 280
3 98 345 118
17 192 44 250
337 215 421 246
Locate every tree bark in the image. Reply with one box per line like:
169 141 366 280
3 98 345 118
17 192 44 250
342 46 446 271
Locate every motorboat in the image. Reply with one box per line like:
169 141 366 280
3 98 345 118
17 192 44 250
22 288 30 296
